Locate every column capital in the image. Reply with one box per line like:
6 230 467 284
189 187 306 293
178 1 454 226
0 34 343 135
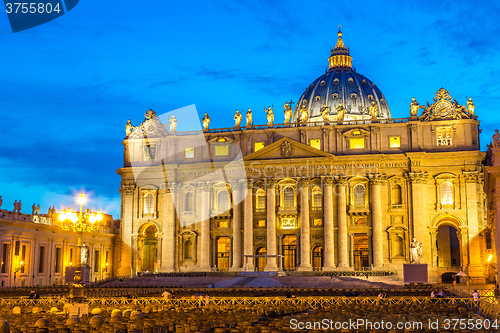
348 233 354 238
404 171 428 184
333 176 348 186
197 181 212 192
298 178 312 187
463 171 480 183
322 176 335 186
122 184 136 195
368 173 387 185
264 178 279 188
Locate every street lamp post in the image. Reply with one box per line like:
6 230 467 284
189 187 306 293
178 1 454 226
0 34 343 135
58 192 103 303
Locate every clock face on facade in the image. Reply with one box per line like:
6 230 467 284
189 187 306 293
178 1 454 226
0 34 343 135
435 101 452 117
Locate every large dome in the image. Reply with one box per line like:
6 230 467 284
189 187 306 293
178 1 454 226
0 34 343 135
292 31 391 123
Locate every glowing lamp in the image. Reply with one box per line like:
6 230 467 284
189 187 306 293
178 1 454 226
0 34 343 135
89 215 96 223
488 254 493 263
77 192 86 205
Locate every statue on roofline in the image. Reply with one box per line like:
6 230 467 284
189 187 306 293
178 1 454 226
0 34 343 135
410 97 419 117
467 97 475 116
202 113 210 130
234 110 242 128
266 106 274 126
283 101 293 124
321 102 330 122
246 109 253 127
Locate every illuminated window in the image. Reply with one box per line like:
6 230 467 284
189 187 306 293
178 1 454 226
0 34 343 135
391 184 402 205
353 184 365 206
1 243 9 273
215 145 229 156
313 219 323 226
389 136 400 148
310 139 321 150
185 147 195 158
283 186 295 209
258 220 266 227
256 189 265 210
143 144 156 161
312 187 322 208
184 192 194 211
218 190 230 211
350 138 365 149
254 142 265 152
218 221 228 228
436 127 452 146
440 181 454 205
144 194 154 214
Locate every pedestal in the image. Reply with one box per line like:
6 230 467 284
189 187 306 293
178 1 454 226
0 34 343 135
403 263 428 283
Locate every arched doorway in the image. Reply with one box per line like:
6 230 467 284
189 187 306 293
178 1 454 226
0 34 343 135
138 223 159 272
353 234 369 269
437 225 461 268
282 235 297 271
255 247 266 271
312 246 323 271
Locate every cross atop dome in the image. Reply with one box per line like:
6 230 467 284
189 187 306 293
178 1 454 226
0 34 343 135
328 27 352 70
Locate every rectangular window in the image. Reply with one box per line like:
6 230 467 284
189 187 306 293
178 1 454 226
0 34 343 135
310 139 321 150
21 245 26 273
38 246 45 273
185 147 195 158
258 220 266 227
218 221 228 228
105 251 109 271
1 243 9 273
486 232 492 250
349 138 365 149
55 247 61 273
143 144 156 161
70 248 73 265
215 145 229 156
436 127 452 146
254 142 265 152
389 136 400 148
94 250 100 273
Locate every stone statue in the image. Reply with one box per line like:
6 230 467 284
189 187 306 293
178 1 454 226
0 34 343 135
36 204 40 215
300 105 308 123
410 97 419 117
246 109 253 126
126 119 133 136
283 102 293 124
493 130 500 148
14 200 21 213
13 200 17 212
266 107 274 126
168 115 177 132
336 103 346 122
32 203 36 215
0 196 2 209
369 101 378 119
202 113 210 130
410 238 422 263
467 97 475 116
144 109 156 121
81 243 89 266
321 103 330 122
234 110 242 128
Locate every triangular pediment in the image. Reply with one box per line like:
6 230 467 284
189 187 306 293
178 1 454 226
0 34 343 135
244 137 334 161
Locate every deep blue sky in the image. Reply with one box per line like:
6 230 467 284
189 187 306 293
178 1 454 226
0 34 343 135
1 1 499 218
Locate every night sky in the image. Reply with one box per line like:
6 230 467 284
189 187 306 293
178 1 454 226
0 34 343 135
0 1 499 218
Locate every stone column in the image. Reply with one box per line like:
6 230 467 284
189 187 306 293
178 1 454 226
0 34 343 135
406 172 428 257
464 172 482 281
265 178 278 271
369 174 386 268
243 180 254 271
336 176 349 268
230 181 245 271
429 228 438 267
348 233 354 268
162 184 176 272
298 178 312 271
199 182 211 270
367 231 373 267
323 177 335 270
118 184 135 276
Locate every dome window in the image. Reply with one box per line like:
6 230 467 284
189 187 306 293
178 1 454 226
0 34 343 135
367 95 374 102
333 78 339 85
348 77 354 84
351 93 357 106
320 80 326 86
332 93 339 100
315 96 321 101
362 79 367 85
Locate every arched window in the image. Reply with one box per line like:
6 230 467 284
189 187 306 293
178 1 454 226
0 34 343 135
312 187 322 208
440 181 454 205
353 184 365 206
283 186 295 208
256 189 265 210
144 194 154 214
391 184 402 205
184 192 194 212
218 190 230 211
312 246 323 270
184 240 193 259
